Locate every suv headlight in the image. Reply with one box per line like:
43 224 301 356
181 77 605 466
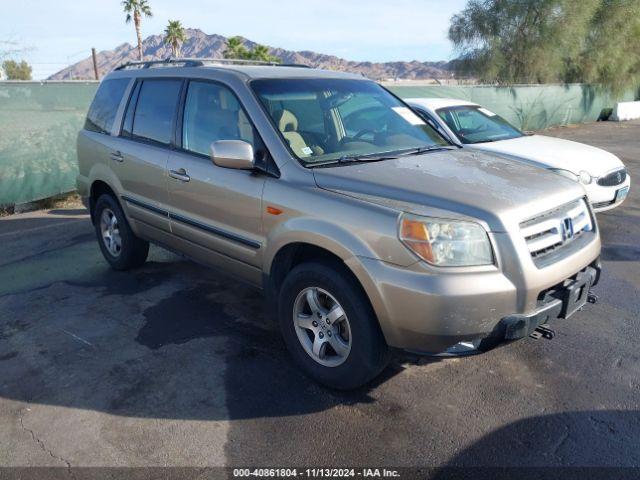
399 214 493 266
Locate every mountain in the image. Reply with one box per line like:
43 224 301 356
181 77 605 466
48 29 454 81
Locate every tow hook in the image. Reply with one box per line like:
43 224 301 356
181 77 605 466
587 292 598 304
530 324 555 340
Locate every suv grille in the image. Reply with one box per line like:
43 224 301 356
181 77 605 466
520 199 593 260
597 168 626 186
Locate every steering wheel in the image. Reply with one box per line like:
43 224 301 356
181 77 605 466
462 125 488 135
353 128 377 140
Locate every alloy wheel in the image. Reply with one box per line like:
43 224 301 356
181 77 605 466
293 287 352 367
100 208 122 257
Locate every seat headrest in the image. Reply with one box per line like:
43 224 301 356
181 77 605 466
275 109 298 132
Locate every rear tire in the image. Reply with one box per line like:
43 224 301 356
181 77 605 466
93 194 149 271
278 261 390 389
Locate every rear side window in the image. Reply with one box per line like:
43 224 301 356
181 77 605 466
127 79 182 145
85 78 130 134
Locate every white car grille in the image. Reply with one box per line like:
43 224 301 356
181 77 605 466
597 168 627 187
520 199 593 260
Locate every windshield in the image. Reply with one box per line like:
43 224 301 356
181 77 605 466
251 79 449 165
436 105 523 144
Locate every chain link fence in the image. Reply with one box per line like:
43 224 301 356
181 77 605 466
386 83 634 131
0 81 634 205
0 81 97 205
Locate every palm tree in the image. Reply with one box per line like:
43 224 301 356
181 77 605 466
252 44 280 63
223 37 281 63
164 20 187 57
122 0 153 61
223 36 249 59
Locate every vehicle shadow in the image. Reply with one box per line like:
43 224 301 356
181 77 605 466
1 208 637 467
47 208 88 216
0 210 89 236
428 410 640 478
0 212 420 426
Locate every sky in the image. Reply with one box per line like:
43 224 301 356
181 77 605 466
2 0 468 80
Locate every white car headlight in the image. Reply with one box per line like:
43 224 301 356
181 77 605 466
578 170 592 184
399 214 493 266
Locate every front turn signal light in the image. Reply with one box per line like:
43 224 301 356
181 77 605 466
399 214 493 267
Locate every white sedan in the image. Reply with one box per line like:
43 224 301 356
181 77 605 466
407 97 631 212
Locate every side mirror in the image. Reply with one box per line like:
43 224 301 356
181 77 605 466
210 140 255 170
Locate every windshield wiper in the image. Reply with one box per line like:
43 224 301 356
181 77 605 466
310 152 399 168
469 138 500 144
396 145 457 156
338 153 400 163
308 145 456 168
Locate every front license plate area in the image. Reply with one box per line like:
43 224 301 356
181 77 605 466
559 275 591 319
616 186 629 202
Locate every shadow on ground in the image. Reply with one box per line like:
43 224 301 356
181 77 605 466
0 214 414 428
1 127 640 465
424 410 640 479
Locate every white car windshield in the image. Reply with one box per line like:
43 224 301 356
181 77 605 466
251 79 449 165
436 105 523 144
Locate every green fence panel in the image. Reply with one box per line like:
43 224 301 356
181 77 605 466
0 81 634 205
389 83 635 131
0 81 98 205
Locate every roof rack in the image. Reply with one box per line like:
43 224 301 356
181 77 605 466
115 57 311 71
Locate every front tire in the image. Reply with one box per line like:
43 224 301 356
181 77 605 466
278 261 390 389
93 194 149 270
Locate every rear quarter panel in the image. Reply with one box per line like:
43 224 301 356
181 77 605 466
76 130 119 196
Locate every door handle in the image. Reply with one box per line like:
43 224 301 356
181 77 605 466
110 151 124 162
169 168 190 182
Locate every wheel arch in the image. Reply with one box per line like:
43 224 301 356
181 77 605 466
89 180 117 223
87 164 125 223
263 218 376 292
264 239 390 337
266 242 350 295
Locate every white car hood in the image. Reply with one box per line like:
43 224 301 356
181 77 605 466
470 134 624 177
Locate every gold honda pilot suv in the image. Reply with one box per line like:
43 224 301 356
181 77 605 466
77 59 602 389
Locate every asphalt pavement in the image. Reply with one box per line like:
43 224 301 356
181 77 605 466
0 120 638 473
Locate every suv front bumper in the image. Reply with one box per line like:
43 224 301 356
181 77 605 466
499 264 600 342
348 254 601 354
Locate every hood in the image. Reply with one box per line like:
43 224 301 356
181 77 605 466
313 149 586 233
471 134 623 177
